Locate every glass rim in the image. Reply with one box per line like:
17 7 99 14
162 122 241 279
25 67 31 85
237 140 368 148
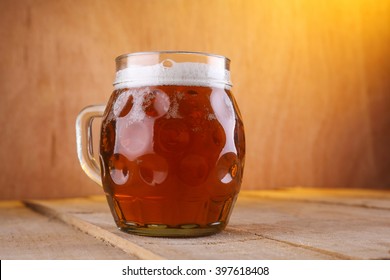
115 51 231 63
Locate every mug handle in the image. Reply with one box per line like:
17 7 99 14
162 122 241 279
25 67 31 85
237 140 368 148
75 105 106 186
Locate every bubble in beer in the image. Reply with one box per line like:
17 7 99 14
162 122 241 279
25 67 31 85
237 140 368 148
216 152 239 184
127 90 147 123
114 90 133 117
142 89 170 118
137 154 168 186
178 154 209 186
109 154 131 185
165 92 184 119
161 59 174 68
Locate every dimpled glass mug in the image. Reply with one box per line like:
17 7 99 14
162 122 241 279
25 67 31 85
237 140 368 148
76 51 245 237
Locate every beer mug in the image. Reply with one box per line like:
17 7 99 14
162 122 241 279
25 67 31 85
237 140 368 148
76 51 245 237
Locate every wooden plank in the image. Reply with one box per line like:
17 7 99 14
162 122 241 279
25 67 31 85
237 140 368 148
0 201 136 260
24 189 390 259
242 188 390 210
230 195 390 260
24 199 164 260
24 195 355 260
23 197 337 260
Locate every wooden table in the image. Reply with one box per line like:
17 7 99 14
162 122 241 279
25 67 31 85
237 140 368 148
1 188 390 260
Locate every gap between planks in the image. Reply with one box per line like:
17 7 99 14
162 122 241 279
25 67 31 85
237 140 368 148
24 198 352 260
226 227 355 260
24 200 164 260
22 189 390 259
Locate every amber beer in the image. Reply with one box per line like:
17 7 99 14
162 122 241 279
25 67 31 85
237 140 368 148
76 52 245 237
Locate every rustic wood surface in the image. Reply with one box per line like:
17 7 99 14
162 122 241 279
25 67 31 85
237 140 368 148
1 0 389 200
0 201 136 259
1 189 389 260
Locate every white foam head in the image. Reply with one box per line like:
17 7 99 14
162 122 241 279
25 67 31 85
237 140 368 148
114 60 231 89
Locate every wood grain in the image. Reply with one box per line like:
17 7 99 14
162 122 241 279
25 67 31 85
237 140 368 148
0 201 136 259
0 0 389 199
233 196 390 260
24 198 165 260
20 189 390 260
24 197 338 260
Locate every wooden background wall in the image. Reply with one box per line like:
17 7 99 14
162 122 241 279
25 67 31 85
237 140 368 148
0 0 389 199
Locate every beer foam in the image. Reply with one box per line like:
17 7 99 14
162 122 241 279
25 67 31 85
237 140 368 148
114 60 231 89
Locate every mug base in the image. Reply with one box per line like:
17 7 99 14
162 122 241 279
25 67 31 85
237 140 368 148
118 221 226 237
